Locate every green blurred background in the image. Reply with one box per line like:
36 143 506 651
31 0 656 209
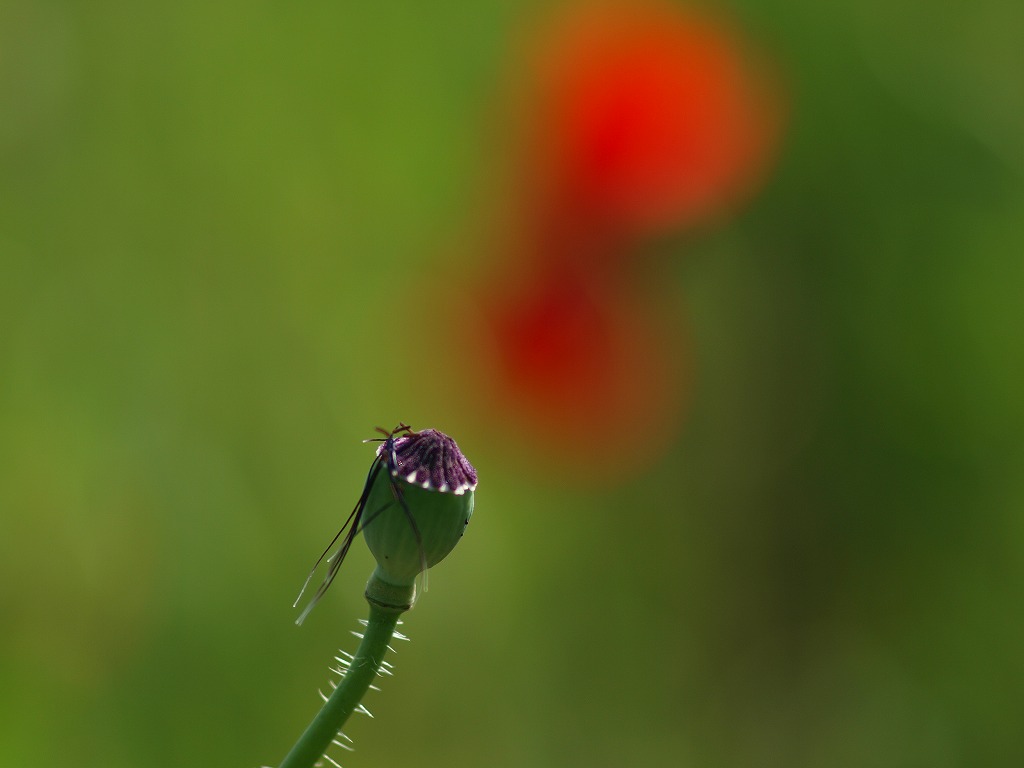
3 1 1023 766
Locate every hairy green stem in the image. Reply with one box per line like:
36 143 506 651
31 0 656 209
277 575 414 768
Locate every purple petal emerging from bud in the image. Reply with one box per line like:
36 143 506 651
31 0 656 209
381 429 478 495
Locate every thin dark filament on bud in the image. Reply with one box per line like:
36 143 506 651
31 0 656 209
293 424 429 624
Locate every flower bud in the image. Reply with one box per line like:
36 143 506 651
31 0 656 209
362 429 477 587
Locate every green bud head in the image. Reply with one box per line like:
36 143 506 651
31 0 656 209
362 429 477 587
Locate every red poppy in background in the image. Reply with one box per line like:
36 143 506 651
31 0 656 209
444 1 783 481
473 263 689 471
526 0 782 235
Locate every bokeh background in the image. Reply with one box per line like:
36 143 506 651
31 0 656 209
3 1 1023 767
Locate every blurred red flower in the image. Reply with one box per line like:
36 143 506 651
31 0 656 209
471 263 689 472
442 1 783 481
526 0 782 234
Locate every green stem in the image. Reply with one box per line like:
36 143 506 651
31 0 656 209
278 574 414 768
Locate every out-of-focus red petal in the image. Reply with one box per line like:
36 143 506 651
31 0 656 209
468 265 691 480
526 0 783 234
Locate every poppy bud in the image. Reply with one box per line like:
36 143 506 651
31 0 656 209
362 429 477 588
294 426 477 622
